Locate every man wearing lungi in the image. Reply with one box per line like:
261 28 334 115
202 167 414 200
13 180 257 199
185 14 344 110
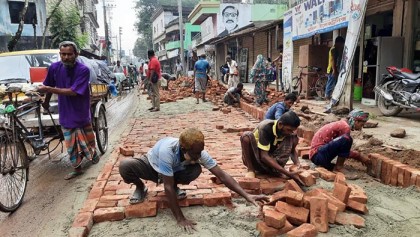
193 54 211 104
240 111 303 185
38 41 99 180
119 128 268 233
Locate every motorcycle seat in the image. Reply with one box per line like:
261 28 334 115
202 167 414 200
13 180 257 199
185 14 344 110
401 72 420 80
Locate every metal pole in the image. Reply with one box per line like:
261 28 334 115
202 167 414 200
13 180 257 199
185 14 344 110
103 0 110 64
275 24 279 91
178 0 185 74
119 27 122 61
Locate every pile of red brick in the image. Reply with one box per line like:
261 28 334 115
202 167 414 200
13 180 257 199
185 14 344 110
257 170 368 237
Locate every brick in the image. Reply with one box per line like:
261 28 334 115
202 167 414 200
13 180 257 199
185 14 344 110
332 182 351 204
411 170 420 186
80 198 99 212
306 170 319 178
186 194 204 206
335 212 365 228
286 223 318 237
125 201 157 218
87 188 104 199
68 227 88 237
270 190 288 203
390 161 402 186
264 209 286 229
296 146 311 158
368 153 388 178
93 180 107 189
328 203 338 224
278 220 295 235
334 172 347 185
397 164 408 187
216 125 224 129
403 167 417 187
298 171 316 187
381 159 396 184
302 128 315 143
100 195 129 202
348 184 367 204
275 201 309 225
93 207 125 223
96 200 117 208
315 167 336 181
302 188 327 208
319 192 346 212
310 197 329 233
347 200 368 214
256 221 280 237
72 212 93 232
285 190 304 207
284 180 304 194
119 147 134 156
203 192 232 207
236 177 261 190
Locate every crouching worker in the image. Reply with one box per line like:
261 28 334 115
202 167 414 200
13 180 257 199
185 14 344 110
310 109 371 171
240 111 303 185
224 83 243 105
119 128 268 233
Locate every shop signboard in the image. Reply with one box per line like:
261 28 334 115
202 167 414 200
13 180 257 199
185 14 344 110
217 3 252 37
327 0 368 110
292 0 350 40
283 9 293 91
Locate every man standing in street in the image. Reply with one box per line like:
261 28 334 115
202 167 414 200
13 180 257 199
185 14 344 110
113 60 124 73
240 111 303 185
325 36 345 100
119 128 268 233
38 41 99 180
226 56 239 88
175 60 183 79
147 50 161 112
193 54 211 104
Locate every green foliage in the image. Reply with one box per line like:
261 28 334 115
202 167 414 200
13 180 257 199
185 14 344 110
49 5 87 50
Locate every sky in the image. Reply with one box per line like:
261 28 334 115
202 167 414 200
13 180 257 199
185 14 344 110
96 0 138 56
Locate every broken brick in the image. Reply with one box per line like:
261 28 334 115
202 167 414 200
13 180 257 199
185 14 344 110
119 147 134 156
284 180 304 194
286 223 318 237
256 221 280 237
93 207 125 223
125 201 157 218
72 212 93 232
348 184 367 204
298 171 316 187
332 182 351 204
347 199 368 214
334 172 347 185
264 209 286 229
310 197 329 233
335 212 365 228
275 201 309 225
314 167 336 181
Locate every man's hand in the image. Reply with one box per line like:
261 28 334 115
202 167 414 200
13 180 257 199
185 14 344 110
246 194 269 206
36 85 51 93
177 218 197 233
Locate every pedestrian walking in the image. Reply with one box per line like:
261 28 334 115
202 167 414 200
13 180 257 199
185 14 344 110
175 60 183 79
193 54 211 104
119 128 268 233
37 41 99 180
113 60 124 73
249 54 268 106
226 56 239 88
147 50 161 112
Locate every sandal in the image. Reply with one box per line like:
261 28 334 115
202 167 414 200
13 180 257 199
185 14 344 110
129 186 148 204
91 151 100 164
175 187 187 200
64 170 84 180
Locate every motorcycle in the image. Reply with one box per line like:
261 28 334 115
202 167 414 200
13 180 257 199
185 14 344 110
374 66 420 116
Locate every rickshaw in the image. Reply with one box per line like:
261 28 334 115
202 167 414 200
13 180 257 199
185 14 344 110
0 50 109 212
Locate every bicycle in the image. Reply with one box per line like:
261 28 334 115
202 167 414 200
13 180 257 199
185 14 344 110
291 66 328 98
0 89 61 212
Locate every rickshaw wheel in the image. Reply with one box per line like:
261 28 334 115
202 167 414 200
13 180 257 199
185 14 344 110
95 106 108 154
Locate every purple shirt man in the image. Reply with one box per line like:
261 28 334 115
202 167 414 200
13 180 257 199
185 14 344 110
43 61 91 128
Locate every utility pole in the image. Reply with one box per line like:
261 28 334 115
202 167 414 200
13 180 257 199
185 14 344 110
178 0 185 74
102 0 110 64
119 27 122 61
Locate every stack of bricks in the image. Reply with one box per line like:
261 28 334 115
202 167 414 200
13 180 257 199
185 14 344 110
256 172 368 237
368 153 420 188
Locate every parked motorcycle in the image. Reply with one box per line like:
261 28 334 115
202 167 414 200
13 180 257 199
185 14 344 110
374 66 420 116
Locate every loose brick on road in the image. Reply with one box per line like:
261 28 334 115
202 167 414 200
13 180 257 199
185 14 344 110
286 223 318 237
335 212 366 228
310 197 329 233
275 201 309 225
264 209 286 229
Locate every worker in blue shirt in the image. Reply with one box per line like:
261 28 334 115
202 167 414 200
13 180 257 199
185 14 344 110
265 93 298 120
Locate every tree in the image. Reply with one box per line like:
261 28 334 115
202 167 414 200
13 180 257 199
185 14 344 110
41 0 64 49
48 6 88 50
7 0 29 52
133 37 148 59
